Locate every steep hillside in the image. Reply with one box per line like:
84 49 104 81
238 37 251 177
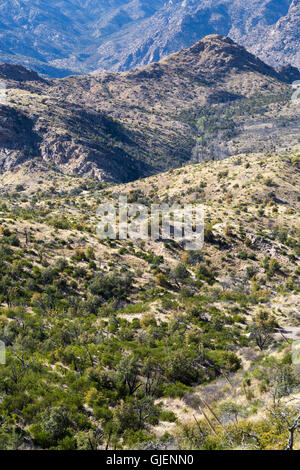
0 149 299 449
0 35 299 181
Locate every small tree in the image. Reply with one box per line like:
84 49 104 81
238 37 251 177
117 355 141 395
170 263 190 287
250 311 277 351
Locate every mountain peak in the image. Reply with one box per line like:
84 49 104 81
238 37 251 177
196 34 234 43
157 34 289 83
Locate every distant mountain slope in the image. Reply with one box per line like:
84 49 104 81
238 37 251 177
0 1 299 77
0 35 299 181
236 0 300 70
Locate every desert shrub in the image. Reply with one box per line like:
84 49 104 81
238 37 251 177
195 263 215 283
49 217 71 230
89 272 133 300
170 263 190 285
162 382 191 398
207 350 241 373
159 410 177 423
165 350 199 385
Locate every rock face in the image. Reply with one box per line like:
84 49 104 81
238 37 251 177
231 0 300 71
0 1 299 77
0 35 299 182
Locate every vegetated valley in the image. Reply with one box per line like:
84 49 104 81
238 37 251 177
0 149 299 449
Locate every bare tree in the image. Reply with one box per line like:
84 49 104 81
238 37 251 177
250 311 277 351
286 414 300 451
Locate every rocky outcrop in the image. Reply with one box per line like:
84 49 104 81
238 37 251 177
0 64 44 82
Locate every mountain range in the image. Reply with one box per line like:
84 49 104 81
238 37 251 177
0 0 299 77
0 35 299 182
0 2 300 452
